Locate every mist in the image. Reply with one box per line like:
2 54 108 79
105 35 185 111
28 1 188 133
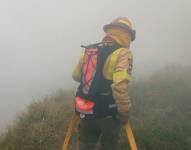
0 0 191 130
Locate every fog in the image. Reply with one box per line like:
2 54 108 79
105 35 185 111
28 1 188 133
0 0 191 130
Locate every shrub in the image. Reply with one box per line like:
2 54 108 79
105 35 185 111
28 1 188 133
0 66 190 150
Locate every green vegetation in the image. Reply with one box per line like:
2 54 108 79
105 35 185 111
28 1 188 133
0 66 190 150
124 66 191 150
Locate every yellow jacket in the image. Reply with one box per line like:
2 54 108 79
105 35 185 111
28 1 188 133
72 46 133 113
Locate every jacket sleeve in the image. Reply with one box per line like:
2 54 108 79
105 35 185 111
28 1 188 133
111 48 132 113
72 51 84 82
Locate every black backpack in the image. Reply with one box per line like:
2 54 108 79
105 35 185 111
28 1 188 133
75 42 121 119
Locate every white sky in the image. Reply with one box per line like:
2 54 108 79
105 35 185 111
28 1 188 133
0 0 191 130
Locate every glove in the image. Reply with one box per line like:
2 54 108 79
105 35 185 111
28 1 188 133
116 112 129 124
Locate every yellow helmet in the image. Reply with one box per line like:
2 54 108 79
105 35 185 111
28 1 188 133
103 17 136 41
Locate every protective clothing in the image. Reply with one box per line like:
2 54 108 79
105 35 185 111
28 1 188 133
72 17 135 150
116 112 129 124
78 117 121 150
104 28 131 48
103 17 136 41
103 46 133 114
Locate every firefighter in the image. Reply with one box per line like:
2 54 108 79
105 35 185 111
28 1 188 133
72 17 136 150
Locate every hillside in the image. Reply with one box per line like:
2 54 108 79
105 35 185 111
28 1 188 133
0 66 191 150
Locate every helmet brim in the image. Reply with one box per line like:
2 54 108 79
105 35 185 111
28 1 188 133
103 23 136 41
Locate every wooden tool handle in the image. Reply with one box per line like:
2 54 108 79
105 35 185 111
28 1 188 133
62 113 78 150
125 122 138 150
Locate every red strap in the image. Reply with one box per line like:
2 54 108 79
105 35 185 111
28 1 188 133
82 48 98 93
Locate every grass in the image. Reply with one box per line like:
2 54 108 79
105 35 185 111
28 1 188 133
0 66 190 150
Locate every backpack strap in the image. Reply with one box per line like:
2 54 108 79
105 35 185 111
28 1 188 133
81 47 98 94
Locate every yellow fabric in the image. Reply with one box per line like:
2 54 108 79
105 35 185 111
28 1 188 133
72 51 84 82
110 48 132 113
107 48 123 80
79 51 85 65
113 71 131 81
105 28 131 47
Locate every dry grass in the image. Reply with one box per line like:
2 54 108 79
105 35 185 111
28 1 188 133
0 66 190 150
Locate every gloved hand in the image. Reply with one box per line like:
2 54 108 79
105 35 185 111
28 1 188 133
116 112 129 124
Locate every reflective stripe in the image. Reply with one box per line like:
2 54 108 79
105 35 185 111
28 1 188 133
107 48 123 80
113 71 131 81
108 104 117 108
118 19 132 28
